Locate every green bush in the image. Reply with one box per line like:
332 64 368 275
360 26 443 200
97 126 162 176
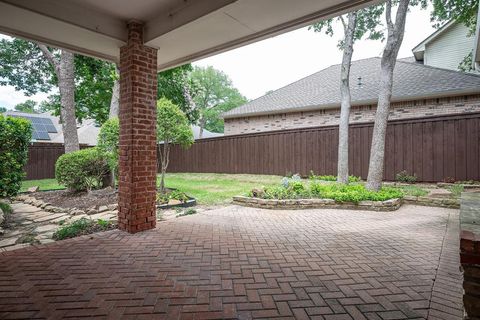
97 117 119 173
395 170 417 183
447 184 464 197
55 148 109 192
0 115 32 197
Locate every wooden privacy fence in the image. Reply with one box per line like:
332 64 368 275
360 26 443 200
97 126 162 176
24 113 480 182
167 112 480 182
25 143 65 180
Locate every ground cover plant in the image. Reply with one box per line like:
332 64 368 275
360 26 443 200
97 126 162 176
309 172 361 183
52 218 115 240
251 175 404 204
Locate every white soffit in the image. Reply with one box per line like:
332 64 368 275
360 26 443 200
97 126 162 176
0 0 377 69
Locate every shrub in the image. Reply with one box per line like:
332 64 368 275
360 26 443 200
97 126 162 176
0 115 32 197
170 190 189 203
0 202 13 215
55 148 109 192
395 170 417 183
97 117 119 173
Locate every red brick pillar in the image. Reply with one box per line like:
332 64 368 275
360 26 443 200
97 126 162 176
118 21 158 233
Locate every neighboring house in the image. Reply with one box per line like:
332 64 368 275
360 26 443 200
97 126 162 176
222 57 480 135
2 110 221 144
412 20 476 72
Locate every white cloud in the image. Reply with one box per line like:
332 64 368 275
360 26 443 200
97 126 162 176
194 6 436 100
0 86 51 110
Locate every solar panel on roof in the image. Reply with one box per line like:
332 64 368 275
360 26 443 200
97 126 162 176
9 114 55 140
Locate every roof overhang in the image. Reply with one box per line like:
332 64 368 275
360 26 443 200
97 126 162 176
0 0 379 70
222 88 480 119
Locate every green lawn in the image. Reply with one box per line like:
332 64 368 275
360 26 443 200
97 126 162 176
160 173 281 205
20 179 65 193
21 173 282 205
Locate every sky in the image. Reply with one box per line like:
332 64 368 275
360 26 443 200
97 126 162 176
0 6 436 109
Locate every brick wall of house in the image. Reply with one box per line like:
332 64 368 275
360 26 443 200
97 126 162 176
224 94 480 135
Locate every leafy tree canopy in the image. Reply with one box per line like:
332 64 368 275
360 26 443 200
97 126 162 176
0 106 6 113
188 66 247 133
156 97 194 147
430 0 478 33
14 99 38 113
157 64 199 123
309 4 385 48
0 38 116 124
97 117 120 171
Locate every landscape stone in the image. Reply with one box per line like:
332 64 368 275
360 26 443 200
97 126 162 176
27 186 39 193
87 208 98 215
0 237 18 248
428 188 453 198
0 208 4 225
98 205 109 212
107 204 118 211
35 224 58 233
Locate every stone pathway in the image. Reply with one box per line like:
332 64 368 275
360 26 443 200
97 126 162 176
0 202 117 252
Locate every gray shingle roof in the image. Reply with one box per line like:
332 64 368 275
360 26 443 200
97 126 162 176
223 57 480 118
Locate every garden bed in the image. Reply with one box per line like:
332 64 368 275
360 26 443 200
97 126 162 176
233 196 402 211
32 187 117 211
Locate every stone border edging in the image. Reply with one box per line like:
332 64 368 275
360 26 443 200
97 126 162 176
233 195 461 211
403 195 460 209
15 194 118 217
233 196 402 211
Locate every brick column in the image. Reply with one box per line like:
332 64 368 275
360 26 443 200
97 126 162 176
118 21 158 233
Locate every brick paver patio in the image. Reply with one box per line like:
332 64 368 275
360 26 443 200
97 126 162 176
0 205 463 319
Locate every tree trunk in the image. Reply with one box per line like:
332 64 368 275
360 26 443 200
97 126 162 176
337 12 357 184
109 65 120 118
58 50 80 153
198 117 205 139
366 0 410 191
159 142 170 193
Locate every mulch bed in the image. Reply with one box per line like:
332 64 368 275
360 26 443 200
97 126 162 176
33 188 117 211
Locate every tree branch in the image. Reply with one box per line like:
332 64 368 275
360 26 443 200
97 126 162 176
385 0 394 33
339 14 347 31
36 43 60 75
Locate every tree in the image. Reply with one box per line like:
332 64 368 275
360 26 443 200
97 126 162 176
189 66 247 136
0 38 79 152
40 55 117 124
0 107 6 113
366 0 412 191
0 37 117 153
14 100 38 113
157 98 194 192
310 5 384 184
157 64 199 122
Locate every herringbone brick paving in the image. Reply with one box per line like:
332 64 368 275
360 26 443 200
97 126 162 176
0 205 462 319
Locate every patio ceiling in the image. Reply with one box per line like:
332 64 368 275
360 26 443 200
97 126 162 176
0 0 378 70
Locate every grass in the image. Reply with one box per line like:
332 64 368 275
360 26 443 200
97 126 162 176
160 173 281 205
394 185 428 197
20 179 65 193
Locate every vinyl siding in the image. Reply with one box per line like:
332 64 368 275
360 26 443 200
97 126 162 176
424 23 474 71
